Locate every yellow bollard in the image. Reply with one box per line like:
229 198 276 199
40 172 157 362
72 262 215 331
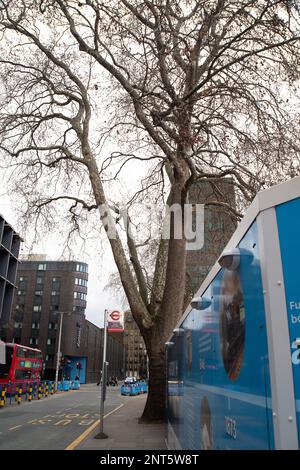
15 385 19 402
17 385 22 404
0 385 6 407
50 382 54 395
45 382 48 397
28 384 33 402
38 383 42 400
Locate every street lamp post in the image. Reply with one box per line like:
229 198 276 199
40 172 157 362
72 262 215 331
54 311 70 391
94 308 108 439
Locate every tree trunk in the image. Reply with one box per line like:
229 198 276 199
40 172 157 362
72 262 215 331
139 336 166 422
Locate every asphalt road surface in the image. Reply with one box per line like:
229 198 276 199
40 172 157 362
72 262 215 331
0 384 123 450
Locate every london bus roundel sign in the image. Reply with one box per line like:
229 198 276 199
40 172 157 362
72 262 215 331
107 310 124 333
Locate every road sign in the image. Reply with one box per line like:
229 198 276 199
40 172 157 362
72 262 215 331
107 310 124 333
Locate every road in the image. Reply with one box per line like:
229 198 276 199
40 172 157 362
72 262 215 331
0 384 123 450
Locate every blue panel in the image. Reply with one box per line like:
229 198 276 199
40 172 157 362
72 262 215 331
167 221 274 449
63 356 87 384
276 198 300 446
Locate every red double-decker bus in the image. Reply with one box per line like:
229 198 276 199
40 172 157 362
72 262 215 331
0 343 43 388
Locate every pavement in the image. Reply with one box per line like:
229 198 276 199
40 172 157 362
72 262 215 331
77 392 167 451
0 383 166 450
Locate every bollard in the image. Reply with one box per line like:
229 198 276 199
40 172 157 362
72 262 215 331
45 382 49 398
38 383 42 400
28 383 33 402
0 385 6 408
50 382 54 395
17 385 22 404
15 384 19 402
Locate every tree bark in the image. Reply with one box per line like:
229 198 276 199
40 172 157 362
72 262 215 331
140 331 166 422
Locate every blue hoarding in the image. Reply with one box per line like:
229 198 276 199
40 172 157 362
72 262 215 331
167 222 274 449
276 198 300 447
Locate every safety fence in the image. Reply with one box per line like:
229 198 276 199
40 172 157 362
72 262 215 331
120 380 148 396
0 380 80 408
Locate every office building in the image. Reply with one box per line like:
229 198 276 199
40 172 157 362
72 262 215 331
123 310 148 378
5 255 123 382
0 214 22 340
186 178 237 294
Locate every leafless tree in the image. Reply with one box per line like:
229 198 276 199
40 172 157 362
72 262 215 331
1 0 300 420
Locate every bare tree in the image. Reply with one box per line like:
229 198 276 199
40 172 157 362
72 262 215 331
1 0 300 420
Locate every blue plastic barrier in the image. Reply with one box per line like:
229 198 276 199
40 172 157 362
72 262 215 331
71 380 80 390
120 383 141 396
62 380 70 391
138 381 148 394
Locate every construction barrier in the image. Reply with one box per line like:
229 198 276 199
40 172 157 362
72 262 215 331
0 379 82 409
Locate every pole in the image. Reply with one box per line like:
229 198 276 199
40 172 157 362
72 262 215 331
94 309 108 439
55 312 64 391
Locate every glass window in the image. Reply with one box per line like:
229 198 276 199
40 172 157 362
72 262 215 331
35 290 43 296
15 369 32 380
50 305 59 312
29 338 38 345
51 296 60 306
48 322 57 330
47 338 55 345
14 322 22 329
36 276 44 284
31 322 40 329
51 291 59 296
38 263 46 271
74 292 86 301
33 305 42 312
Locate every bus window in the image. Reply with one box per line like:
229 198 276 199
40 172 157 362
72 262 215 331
0 345 13 378
16 347 27 358
15 369 32 380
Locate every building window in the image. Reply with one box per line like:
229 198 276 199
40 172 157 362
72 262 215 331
51 291 60 296
29 338 38 345
37 263 47 271
75 264 88 273
36 276 44 284
31 322 40 329
14 322 22 329
35 290 43 296
50 305 59 312
75 278 88 287
51 296 60 306
46 354 54 362
47 338 56 345
33 305 42 312
48 322 57 330
74 292 87 301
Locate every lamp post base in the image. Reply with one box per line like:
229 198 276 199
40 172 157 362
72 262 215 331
94 432 108 439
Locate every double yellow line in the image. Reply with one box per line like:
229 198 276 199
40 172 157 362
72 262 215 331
65 403 124 450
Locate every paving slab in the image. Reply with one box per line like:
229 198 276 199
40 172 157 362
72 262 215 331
77 393 166 450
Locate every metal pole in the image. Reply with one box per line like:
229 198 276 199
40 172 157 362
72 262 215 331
94 309 108 439
55 312 63 391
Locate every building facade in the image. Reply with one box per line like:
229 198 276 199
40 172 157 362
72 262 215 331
186 178 237 295
5 256 123 382
0 214 21 340
123 310 148 378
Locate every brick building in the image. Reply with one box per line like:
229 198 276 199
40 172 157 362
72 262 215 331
5 256 123 382
186 178 237 294
123 310 148 378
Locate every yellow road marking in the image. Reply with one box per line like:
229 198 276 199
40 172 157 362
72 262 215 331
9 425 22 431
65 404 124 451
